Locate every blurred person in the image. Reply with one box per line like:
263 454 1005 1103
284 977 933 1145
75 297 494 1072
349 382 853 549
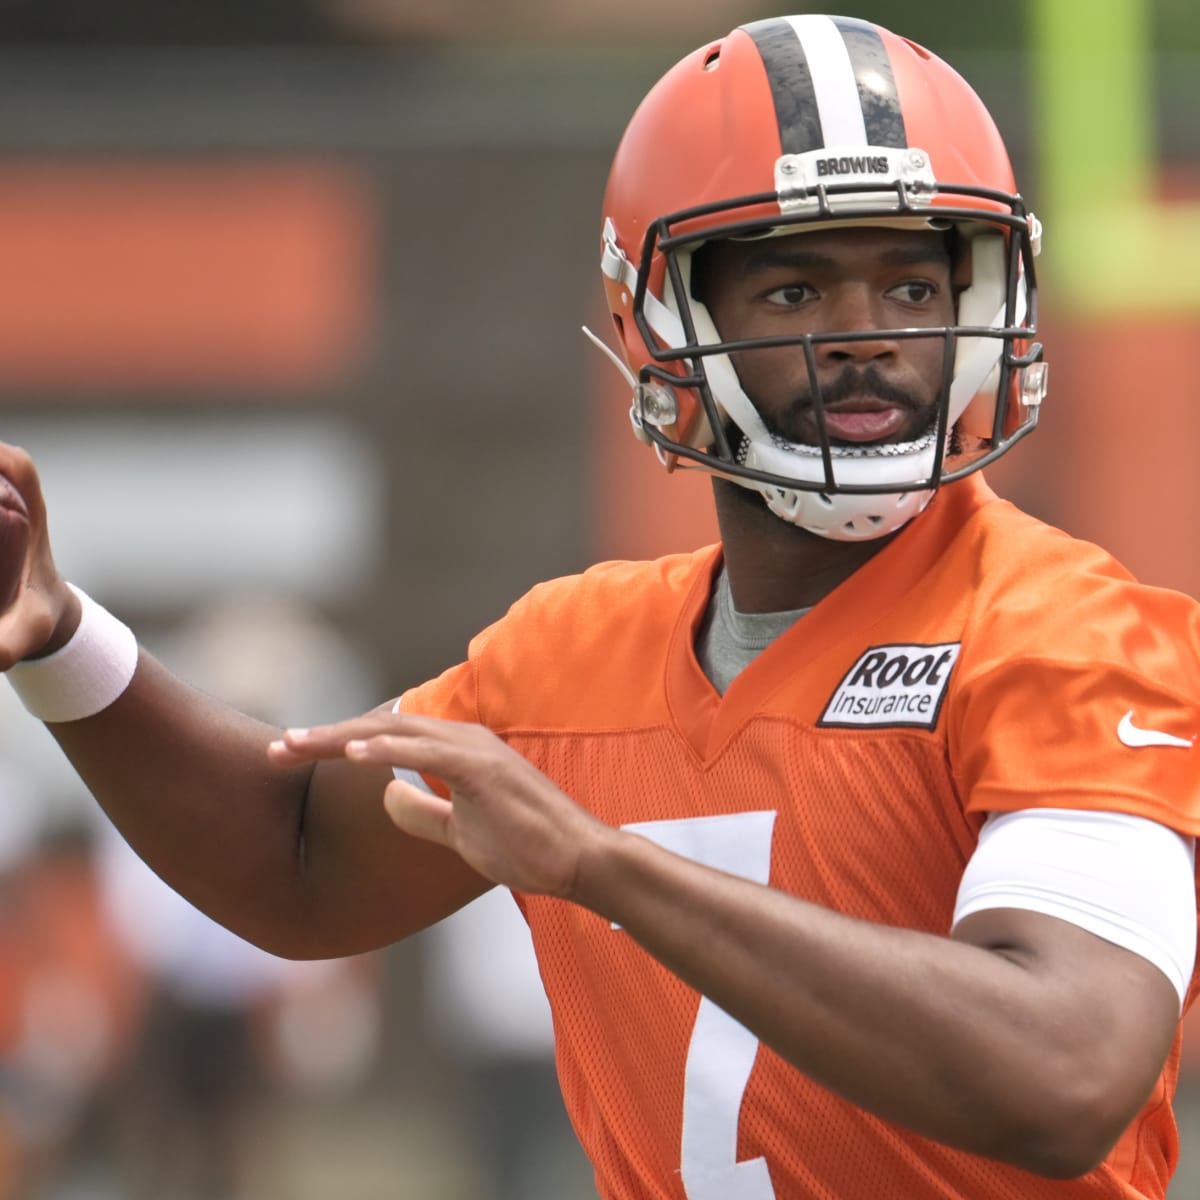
95 820 280 1200
91 595 382 1200
0 829 143 1200
0 13 1199 1200
95 817 382 1200
0 676 145 1200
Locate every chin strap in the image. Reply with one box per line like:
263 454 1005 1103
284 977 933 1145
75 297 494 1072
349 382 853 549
581 325 637 390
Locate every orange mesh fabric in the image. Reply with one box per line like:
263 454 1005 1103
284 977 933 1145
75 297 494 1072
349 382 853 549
402 473 1200 1199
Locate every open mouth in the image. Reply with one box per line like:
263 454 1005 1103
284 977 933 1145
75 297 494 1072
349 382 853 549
776 367 930 448
792 395 934 450
818 405 911 443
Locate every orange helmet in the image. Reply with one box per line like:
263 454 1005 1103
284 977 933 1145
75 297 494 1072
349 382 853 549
597 14 1047 540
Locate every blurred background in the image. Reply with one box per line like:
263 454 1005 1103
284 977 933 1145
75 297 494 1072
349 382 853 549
0 0 1195 1196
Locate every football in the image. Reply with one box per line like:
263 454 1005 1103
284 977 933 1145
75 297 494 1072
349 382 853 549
0 474 30 612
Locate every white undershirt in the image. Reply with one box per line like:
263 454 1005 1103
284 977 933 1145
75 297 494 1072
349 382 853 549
955 807 1196 1009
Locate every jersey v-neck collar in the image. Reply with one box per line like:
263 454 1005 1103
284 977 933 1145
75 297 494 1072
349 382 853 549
664 475 998 764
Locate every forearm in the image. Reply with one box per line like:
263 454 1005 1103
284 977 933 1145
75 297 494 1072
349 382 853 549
571 827 1152 1176
46 651 319 948
46 653 492 959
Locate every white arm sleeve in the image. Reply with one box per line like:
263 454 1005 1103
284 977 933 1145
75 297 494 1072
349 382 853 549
953 808 1197 1010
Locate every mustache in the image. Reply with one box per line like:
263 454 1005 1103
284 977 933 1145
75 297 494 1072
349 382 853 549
800 365 923 412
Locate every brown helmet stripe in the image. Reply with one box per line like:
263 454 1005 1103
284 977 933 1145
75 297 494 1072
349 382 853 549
741 17 823 155
741 15 907 153
832 17 907 148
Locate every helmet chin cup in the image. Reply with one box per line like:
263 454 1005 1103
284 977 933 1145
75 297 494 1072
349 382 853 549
738 432 939 540
759 480 934 541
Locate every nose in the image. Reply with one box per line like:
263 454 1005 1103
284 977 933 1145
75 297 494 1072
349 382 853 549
812 284 899 367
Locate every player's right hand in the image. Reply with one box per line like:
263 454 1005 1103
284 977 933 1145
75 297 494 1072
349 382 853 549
0 443 81 670
270 712 611 899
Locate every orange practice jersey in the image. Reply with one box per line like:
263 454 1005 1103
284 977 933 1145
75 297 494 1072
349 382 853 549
401 473 1200 1200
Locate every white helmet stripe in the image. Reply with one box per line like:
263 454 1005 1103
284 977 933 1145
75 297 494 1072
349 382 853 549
782 15 869 146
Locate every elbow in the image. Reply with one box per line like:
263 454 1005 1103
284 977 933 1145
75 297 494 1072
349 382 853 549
986 1072 1146 1179
1015 1137 1115 1182
1008 1133 1120 1182
215 887 365 963
239 913 378 963
988 1125 1116 1181
215 918 327 963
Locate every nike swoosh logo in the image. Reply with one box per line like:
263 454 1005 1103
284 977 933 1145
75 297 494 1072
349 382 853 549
1117 710 1195 749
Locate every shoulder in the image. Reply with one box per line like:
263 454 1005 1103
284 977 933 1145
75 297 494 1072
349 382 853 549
938 484 1128 583
462 547 719 724
957 497 1199 671
943 500 1200 833
484 548 717 639
551 549 715 599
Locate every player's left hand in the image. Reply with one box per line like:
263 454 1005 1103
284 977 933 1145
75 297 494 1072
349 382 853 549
269 713 613 897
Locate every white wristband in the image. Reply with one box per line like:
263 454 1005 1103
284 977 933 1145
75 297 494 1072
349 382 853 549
7 584 139 723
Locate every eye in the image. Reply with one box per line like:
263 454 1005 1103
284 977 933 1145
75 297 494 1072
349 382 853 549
764 283 817 307
886 280 939 304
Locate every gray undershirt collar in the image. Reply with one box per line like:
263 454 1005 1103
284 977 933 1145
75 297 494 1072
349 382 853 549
695 565 812 695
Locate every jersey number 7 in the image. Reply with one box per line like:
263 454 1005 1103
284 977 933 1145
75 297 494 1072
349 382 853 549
620 812 779 1200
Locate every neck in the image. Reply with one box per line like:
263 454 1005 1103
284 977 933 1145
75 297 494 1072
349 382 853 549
712 479 896 612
